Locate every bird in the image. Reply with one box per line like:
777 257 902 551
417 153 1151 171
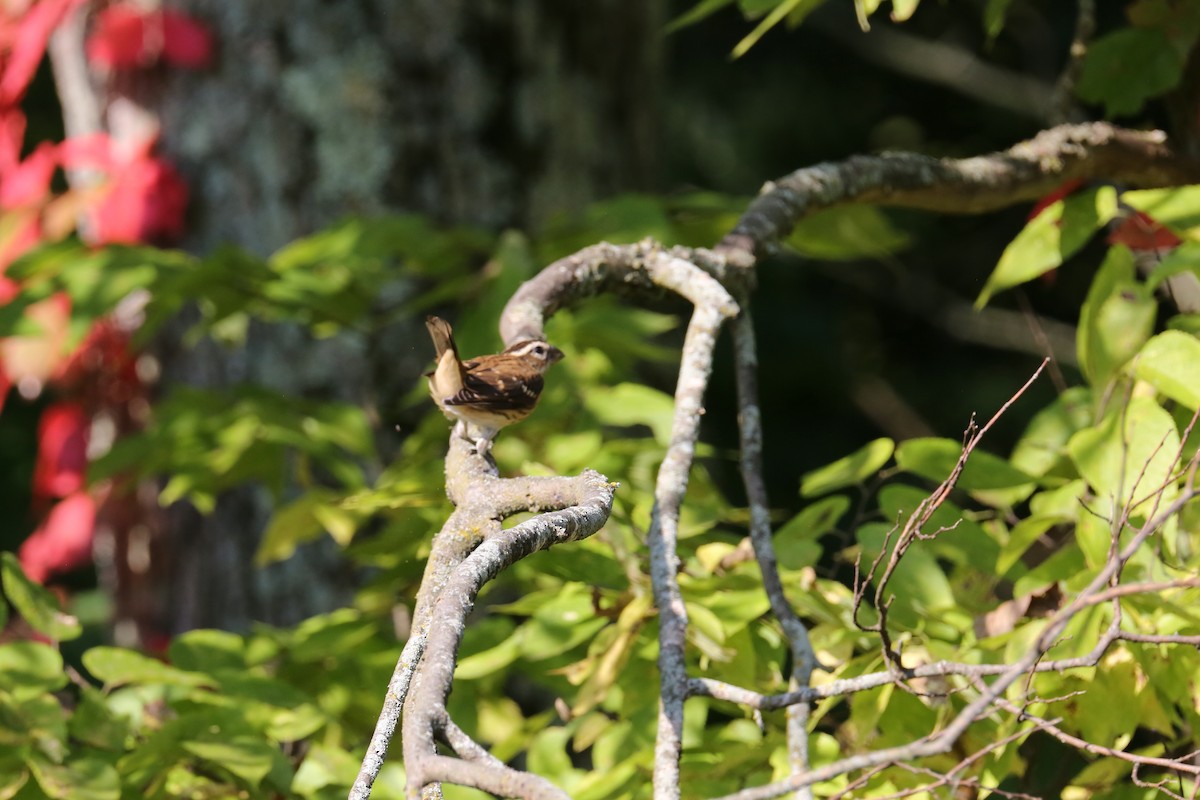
425 315 563 452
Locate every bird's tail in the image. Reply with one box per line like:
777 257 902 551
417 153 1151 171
425 316 459 360
425 316 465 394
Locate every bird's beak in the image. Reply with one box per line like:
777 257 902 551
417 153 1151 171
548 345 564 364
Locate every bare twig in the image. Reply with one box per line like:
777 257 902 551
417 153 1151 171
1050 0 1096 124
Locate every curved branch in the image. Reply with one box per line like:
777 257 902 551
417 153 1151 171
402 464 615 799
718 122 1200 260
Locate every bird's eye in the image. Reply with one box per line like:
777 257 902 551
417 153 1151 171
533 345 546 356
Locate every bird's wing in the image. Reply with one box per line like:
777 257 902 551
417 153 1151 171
443 364 543 411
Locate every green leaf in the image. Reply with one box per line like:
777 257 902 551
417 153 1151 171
776 495 850 541
1077 246 1156 387
168 629 246 673
976 187 1117 307
732 0 826 58
68 687 132 750
1144 241 1200 289
1134 330 1200 408
857 522 955 625
1009 387 1093 478
1123 186 1200 236
257 490 349 565
878 484 999 572
519 590 608 661
0 691 66 754
0 755 28 800
890 0 919 22
26 757 120 800
788 207 911 260
291 743 360 796
801 438 893 497
983 0 1014 39
584 383 675 445
1077 28 1185 116
181 738 282 787
82 647 213 689
895 438 1035 492
1067 396 1181 515
0 553 81 641
852 0 883 30
0 642 66 697
998 515 1059 576
666 0 736 32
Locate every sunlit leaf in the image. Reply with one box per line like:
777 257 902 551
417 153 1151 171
801 438 893 497
0 642 66 697
27 757 119 800
1067 396 1181 515
0 553 81 641
1134 330 1200 408
977 187 1117 307
82 647 212 689
1077 246 1155 387
732 0 825 58
1123 186 1200 236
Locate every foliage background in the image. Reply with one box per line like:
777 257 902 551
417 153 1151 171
2 1 1200 799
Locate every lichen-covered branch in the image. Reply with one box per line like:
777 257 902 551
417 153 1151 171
717 122 1200 261
350 431 615 800
648 284 739 799
402 461 615 799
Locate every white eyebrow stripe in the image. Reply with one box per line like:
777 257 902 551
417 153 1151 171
503 340 547 357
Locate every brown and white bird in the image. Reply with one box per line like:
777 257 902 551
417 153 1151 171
425 316 563 451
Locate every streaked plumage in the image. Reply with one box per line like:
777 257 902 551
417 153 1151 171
425 316 563 450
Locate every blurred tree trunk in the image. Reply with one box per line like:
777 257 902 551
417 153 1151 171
52 0 664 640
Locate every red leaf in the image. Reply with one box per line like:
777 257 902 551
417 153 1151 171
84 4 148 68
161 9 213 68
86 5 213 70
0 108 26 175
58 132 119 172
1028 178 1086 221
33 401 89 500
91 153 188 244
1107 211 1182 252
19 491 96 583
0 141 57 209
0 0 86 105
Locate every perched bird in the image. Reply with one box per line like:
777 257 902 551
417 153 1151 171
425 315 563 451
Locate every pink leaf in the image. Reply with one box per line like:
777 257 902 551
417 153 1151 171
162 9 213 68
0 141 57 209
0 108 26 174
0 0 85 105
92 154 188 244
84 4 148 68
33 401 89 500
86 5 213 70
58 132 118 172
19 491 96 583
